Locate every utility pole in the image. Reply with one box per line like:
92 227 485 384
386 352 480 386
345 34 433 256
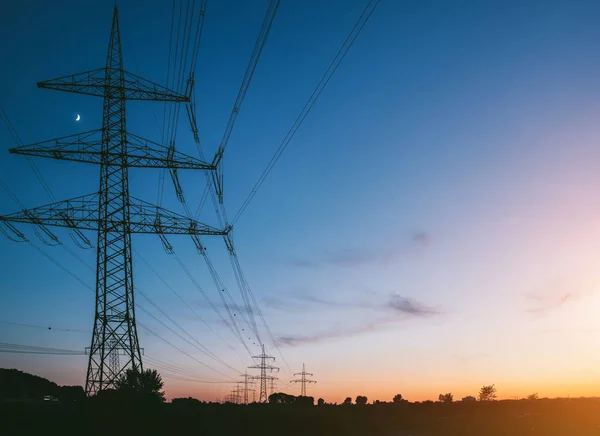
248 344 279 402
291 363 316 397
0 7 225 395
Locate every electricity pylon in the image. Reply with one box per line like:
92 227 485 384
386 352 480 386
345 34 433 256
107 338 120 379
248 344 279 402
0 7 226 395
240 370 255 404
291 363 316 397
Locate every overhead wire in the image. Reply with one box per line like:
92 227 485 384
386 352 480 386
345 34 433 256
0 320 87 333
1 97 247 379
0 167 241 384
230 0 382 226
0 342 86 356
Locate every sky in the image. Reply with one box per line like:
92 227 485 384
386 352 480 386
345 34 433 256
2 0 600 403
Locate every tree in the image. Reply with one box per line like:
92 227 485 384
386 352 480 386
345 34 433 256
317 398 325 406
461 396 477 402
392 394 404 403
296 395 314 406
526 393 539 400
355 395 368 406
478 384 497 402
268 392 296 404
172 397 202 408
114 368 165 402
438 393 453 403
343 397 352 405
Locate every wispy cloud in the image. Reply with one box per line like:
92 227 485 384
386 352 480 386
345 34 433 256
265 289 440 316
273 291 441 347
290 247 399 269
386 295 439 316
289 232 432 269
526 292 575 314
525 278 598 314
277 320 389 347
411 231 431 248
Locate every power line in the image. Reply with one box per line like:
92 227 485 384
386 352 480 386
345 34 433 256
0 176 239 387
0 320 87 333
230 0 382 226
0 342 85 356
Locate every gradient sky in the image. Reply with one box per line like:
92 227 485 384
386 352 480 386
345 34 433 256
2 0 600 403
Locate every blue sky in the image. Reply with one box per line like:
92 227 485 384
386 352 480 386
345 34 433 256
2 0 600 401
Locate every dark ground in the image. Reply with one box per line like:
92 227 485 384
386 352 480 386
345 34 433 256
2 398 600 436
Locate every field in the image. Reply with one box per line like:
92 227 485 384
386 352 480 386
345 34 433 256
2 398 600 435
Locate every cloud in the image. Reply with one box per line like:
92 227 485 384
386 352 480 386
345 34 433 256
277 319 394 347
273 292 441 347
264 289 441 317
288 232 431 269
411 231 431 248
524 278 598 314
289 248 399 269
386 295 439 316
526 292 575 314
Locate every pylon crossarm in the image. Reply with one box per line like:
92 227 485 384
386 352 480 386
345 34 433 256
0 194 99 230
0 194 227 235
10 130 213 170
38 68 189 102
131 198 226 235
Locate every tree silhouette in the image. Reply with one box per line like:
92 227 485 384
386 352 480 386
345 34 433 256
478 384 497 402
317 398 325 406
392 393 404 403
296 395 315 406
461 395 477 402
343 397 352 405
355 395 368 406
438 393 453 403
526 393 539 400
114 368 165 402
268 392 296 404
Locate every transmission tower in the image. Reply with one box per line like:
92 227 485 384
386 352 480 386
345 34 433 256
269 376 277 396
240 370 255 404
248 344 279 402
107 338 120 379
291 363 316 397
0 7 226 395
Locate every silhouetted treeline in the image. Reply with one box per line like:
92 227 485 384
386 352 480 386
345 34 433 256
4 395 600 436
3 369 600 435
0 369 84 403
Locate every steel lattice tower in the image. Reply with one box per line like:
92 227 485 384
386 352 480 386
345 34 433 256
240 370 254 404
107 339 120 378
248 345 279 402
291 363 316 397
0 7 226 395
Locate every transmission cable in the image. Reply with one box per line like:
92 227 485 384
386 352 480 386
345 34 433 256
230 0 382 226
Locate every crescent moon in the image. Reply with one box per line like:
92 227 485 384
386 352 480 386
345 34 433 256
76 114 81 121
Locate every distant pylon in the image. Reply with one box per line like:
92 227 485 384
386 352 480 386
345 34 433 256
107 338 120 379
248 344 279 402
291 363 316 397
240 370 252 404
